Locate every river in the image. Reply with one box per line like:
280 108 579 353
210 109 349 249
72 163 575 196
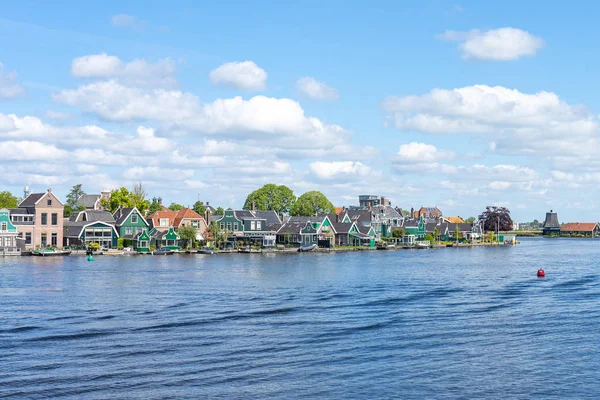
1 238 599 399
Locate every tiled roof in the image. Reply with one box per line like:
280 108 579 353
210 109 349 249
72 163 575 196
85 210 115 223
19 193 45 207
561 222 598 232
64 221 87 237
341 210 372 222
444 216 465 224
8 208 34 215
148 210 177 227
77 194 101 209
235 210 255 220
277 222 306 234
331 222 354 234
173 208 204 227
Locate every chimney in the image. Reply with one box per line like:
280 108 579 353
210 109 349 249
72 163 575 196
158 197 162 206
206 202 210 206
251 201 256 211
47 188 52 193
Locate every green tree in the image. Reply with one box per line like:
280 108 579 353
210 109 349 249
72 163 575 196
102 186 149 213
392 228 404 238
290 190 335 216
425 234 434 246
215 207 225 215
148 198 163 214
465 217 476 224
489 231 496 243
178 225 198 249
168 203 184 211
193 201 206 216
243 184 296 215
209 221 220 248
0 191 19 208
66 184 85 209
454 225 461 242
433 227 440 243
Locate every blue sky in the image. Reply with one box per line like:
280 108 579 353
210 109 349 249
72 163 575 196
0 0 597 222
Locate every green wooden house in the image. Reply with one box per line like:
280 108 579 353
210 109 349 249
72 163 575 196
64 221 119 249
136 230 151 253
0 208 20 254
214 208 245 233
113 206 150 243
405 215 426 239
150 226 180 250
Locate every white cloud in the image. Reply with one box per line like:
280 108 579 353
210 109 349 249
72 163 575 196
209 61 267 91
297 77 339 101
0 114 15 131
0 141 68 161
76 164 99 174
0 62 25 99
309 161 379 181
123 166 194 181
111 14 146 30
109 125 175 154
45 110 70 120
488 181 511 190
439 28 544 61
394 142 453 163
54 82 349 148
71 54 176 86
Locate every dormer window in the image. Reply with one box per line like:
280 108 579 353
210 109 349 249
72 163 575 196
47 199 52 206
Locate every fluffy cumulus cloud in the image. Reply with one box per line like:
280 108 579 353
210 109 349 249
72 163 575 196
309 161 379 181
438 27 544 61
54 82 349 147
391 142 456 175
123 166 194 181
0 141 68 161
209 61 267 91
296 77 339 101
71 54 176 86
0 62 25 99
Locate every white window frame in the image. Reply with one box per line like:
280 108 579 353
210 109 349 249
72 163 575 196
159 218 169 227
250 221 255 230
131 214 138 224
234 223 238 231
1 222 6 231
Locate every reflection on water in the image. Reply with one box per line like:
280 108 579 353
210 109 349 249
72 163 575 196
1 238 600 399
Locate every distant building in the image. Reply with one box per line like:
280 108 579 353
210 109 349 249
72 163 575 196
560 222 600 237
542 210 560 235
412 206 442 221
358 195 390 208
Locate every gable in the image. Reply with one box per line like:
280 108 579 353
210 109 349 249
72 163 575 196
0 210 17 232
165 226 180 240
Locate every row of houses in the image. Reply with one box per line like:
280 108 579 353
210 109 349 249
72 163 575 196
0 189 207 254
0 189 484 254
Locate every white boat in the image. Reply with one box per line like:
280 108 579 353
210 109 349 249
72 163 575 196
298 244 317 252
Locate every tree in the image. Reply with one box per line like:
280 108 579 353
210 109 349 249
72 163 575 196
290 190 335 216
425 234 434 246
66 184 85 208
168 203 184 211
193 201 206 216
392 228 404 238
478 206 513 232
465 217 476 224
433 227 440 243
243 184 296 215
454 225 461 243
178 225 197 249
148 198 163 214
102 186 150 214
215 207 225 215
0 191 19 208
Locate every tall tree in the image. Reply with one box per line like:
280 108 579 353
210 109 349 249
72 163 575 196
0 191 19 208
465 217 476 224
148 198 163 214
66 184 85 208
215 207 225 215
168 203 184 211
243 184 296 215
131 182 149 213
290 190 335 216
478 206 513 232
193 201 206 216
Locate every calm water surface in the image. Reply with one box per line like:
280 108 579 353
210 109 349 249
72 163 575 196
1 238 600 399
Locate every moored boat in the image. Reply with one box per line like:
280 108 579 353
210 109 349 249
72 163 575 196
153 248 174 255
197 247 217 254
298 244 317 252
32 249 72 257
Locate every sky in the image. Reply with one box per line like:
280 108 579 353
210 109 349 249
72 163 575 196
0 0 598 222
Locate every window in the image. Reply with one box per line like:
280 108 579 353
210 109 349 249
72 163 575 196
227 223 232 231
47 199 52 206
1 222 6 231
25 233 31 244
251 221 255 230
131 214 138 224
51 213 58 226
256 221 261 231
41 233 47 247
220 223 225 230
51 233 57 246
41 213 47 225
159 218 169 227
192 221 198 228
126 227 133 235
234 223 238 231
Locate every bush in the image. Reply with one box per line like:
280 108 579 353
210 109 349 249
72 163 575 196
117 238 125 250
425 234 434 246
150 244 156 252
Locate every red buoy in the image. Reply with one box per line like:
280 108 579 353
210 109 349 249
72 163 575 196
537 269 545 277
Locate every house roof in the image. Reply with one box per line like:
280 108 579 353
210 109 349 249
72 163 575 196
18 193 45 207
173 208 204 227
331 222 354 234
335 207 345 214
235 210 255 220
371 205 402 219
339 210 372 223
561 222 598 232
444 216 465 224
114 207 136 226
64 220 118 238
254 210 281 226
85 210 115 223
77 194 101 209
209 214 223 223
277 222 305 234
147 210 178 227
8 208 34 215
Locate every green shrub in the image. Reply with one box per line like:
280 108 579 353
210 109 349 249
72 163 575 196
117 238 125 250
